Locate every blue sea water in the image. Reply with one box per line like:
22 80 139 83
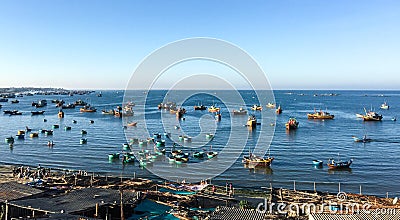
1 90 400 197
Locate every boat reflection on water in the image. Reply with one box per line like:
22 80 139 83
244 164 273 175
328 168 352 174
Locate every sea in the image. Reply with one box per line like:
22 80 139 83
1 90 400 197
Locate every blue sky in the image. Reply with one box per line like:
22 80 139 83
0 1 399 90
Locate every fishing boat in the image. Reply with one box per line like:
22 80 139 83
52 124 60 129
246 115 257 128
17 130 25 135
327 158 353 169
183 136 192 142
101 109 115 115
127 122 138 127
193 151 205 158
58 110 64 118
11 100 19 104
285 118 299 130
307 110 334 119
362 111 383 121
35 100 47 108
208 105 220 113
276 105 282 114
233 108 247 115
194 104 207 110
352 135 372 143
74 99 87 106
80 138 87 144
380 102 389 110
215 113 221 121
9 111 22 115
158 101 176 110
266 103 276 108
80 105 97 112
108 153 120 160
178 135 186 142
207 151 218 159
122 155 135 164
5 136 14 143
312 160 323 166
61 103 76 109
29 133 39 138
64 126 72 131
16 134 25 139
45 130 53 136
31 111 45 115
251 104 262 111
0 98 8 102
206 133 214 139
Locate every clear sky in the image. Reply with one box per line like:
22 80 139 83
0 0 399 90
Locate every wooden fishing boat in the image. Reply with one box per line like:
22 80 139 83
276 105 282 114
266 103 276 108
17 130 25 135
35 100 47 108
242 154 274 167
327 158 353 169
11 100 19 104
208 105 220 113
193 151 205 158
251 105 262 111
58 110 64 118
5 136 14 143
127 122 138 127
307 110 334 119
31 110 45 115
207 151 218 159
108 153 120 160
61 103 75 109
29 133 39 138
352 135 372 143
285 118 299 130
233 108 247 115
194 105 207 110
246 115 257 128
80 105 97 112
74 99 87 106
80 138 87 144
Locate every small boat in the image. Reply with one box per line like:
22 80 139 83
17 130 25 135
183 136 192 142
64 126 72 131
74 100 87 106
380 102 389 110
168 155 175 163
276 105 282 114
174 157 184 164
242 155 274 167
285 118 299 130
207 151 218 159
153 133 162 139
0 98 8 102
127 122 138 127
5 136 14 143
194 105 207 110
193 151 205 158
16 134 25 139
80 138 88 144
35 100 47 108
102 109 115 115
206 133 214 139
39 129 47 133
108 153 120 160
233 108 247 115
11 100 19 104
156 140 165 146
89 120 94 124
208 105 220 113
352 135 372 143
251 105 262 111
266 103 276 108
327 158 353 169
312 160 323 166
31 111 45 115
45 130 53 136
392 117 397 121
123 156 135 164
307 110 334 119
80 105 97 112
215 113 221 121
52 124 60 129
25 127 32 132
29 133 39 138
81 130 87 135
58 110 64 118
246 115 257 128
72 120 77 124
174 125 180 130
61 103 76 109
